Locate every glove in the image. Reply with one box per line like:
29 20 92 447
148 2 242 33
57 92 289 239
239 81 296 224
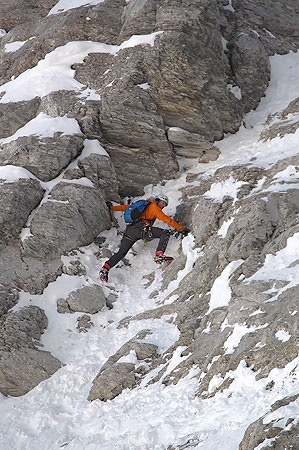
171 230 181 238
180 228 190 237
172 228 190 239
105 201 113 209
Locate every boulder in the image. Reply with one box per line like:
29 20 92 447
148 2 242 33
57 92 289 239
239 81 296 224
0 98 40 138
0 348 61 397
167 127 220 160
22 181 111 259
88 362 136 402
0 305 61 397
0 134 84 181
0 179 44 246
57 285 106 314
0 246 63 294
89 335 159 401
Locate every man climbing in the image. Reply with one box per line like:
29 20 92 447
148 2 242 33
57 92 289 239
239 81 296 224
99 194 189 282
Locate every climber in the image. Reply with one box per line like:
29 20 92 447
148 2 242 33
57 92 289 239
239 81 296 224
99 194 190 282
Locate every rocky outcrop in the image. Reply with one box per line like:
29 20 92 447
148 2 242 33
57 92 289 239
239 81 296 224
22 182 111 259
0 305 61 397
0 285 19 316
57 285 106 314
0 246 63 295
167 127 220 160
223 0 299 55
2 0 291 203
1 0 295 201
227 32 271 112
0 178 44 247
0 98 40 138
0 134 84 181
239 395 299 450
0 0 57 32
89 332 159 401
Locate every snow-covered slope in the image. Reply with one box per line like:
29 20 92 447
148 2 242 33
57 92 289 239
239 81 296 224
0 49 299 450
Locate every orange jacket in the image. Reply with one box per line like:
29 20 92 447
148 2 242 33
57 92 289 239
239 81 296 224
111 198 184 231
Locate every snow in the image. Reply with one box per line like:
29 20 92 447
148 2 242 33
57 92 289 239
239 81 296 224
1 3 299 449
137 82 151 90
203 176 247 204
223 323 268 355
207 259 243 314
0 165 36 182
275 330 291 342
4 38 33 52
0 33 163 104
217 217 235 238
247 232 299 285
48 0 105 15
82 139 109 157
0 113 82 144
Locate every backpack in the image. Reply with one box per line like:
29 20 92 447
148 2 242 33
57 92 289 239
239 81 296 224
124 199 150 224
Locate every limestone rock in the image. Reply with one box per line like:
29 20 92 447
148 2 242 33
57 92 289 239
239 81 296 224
0 285 19 317
0 134 84 181
1 0 294 204
0 246 63 294
78 153 121 202
89 334 159 401
57 285 106 314
167 127 220 161
88 362 136 402
0 0 56 31
76 314 94 333
0 305 61 397
106 143 170 197
0 98 40 138
227 32 271 112
62 259 86 276
0 179 44 247
239 395 299 450
0 348 61 397
150 30 242 140
0 0 124 84
228 0 299 55
22 182 111 259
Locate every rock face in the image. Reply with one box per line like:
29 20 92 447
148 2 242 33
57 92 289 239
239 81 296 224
0 285 19 316
227 32 271 112
1 0 297 202
239 394 299 450
0 179 44 247
22 182 111 259
0 1 299 448
0 0 57 31
0 306 61 396
0 134 84 181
